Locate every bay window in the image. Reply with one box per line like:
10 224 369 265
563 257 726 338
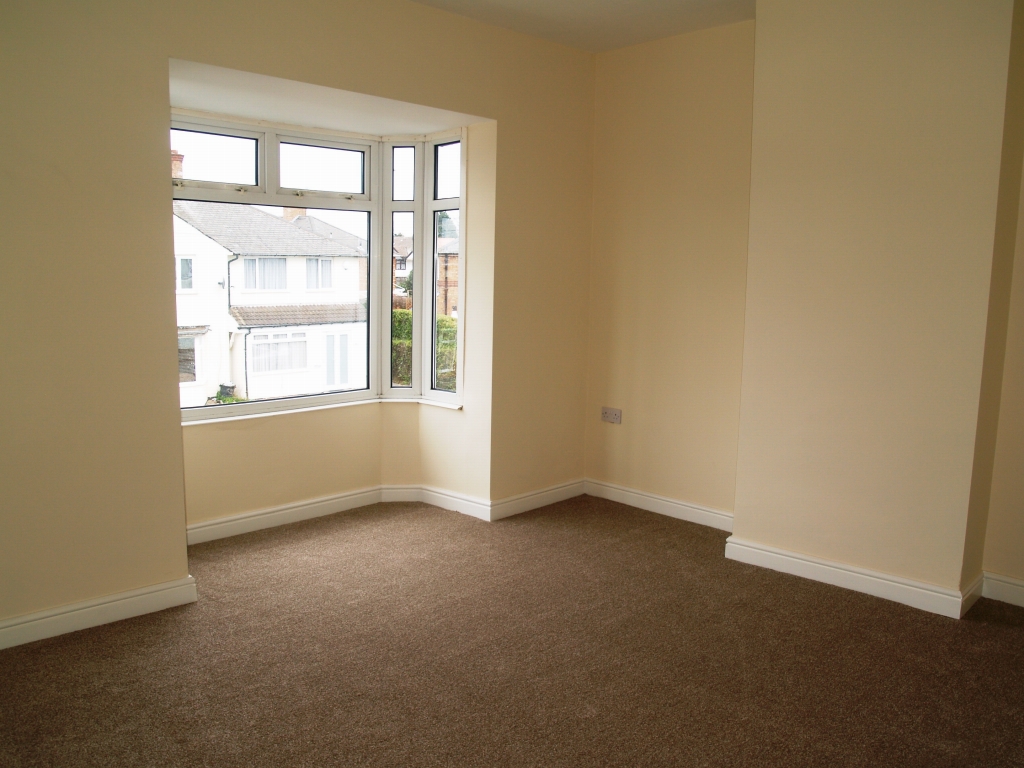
171 113 465 420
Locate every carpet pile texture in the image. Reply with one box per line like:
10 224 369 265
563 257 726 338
2 496 1023 766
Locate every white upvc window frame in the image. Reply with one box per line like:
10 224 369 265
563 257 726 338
170 117 266 198
419 132 468 406
276 131 372 202
379 140 425 398
172 110 465 423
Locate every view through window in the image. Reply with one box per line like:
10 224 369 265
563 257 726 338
173 200 369 407
171 119 462 415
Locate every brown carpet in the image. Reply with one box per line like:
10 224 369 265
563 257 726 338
1 496 1023 767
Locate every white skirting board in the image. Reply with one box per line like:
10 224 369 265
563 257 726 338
187 480 588 544
187 487 383 544
724 536 982 619
983 571 1024 608
186 478 734 545
582 479 734 532
489 480 586 521
380 484 492 521
0 576 197 651
186 479 729 545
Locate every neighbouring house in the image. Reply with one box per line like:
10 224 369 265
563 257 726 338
436 236 458 319
392 234 414 310
435 211 459 319
172 201 369 406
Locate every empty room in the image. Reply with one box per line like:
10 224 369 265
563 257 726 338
2 0 1023 765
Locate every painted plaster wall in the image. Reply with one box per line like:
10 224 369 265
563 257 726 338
733 0 1013 589
585 21 755 513
984 153 1024 583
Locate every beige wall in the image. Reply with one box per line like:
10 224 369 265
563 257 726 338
585 22 754 512
487 77 594 500
985 160 1024 583
183 406 382 525
966 0 1024 585
0 0 589 622
734 0 1013 590
0 3 191 621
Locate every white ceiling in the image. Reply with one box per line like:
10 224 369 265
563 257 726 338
169 60 490 137
408 0 755 52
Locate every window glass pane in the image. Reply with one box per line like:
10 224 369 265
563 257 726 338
435 141 461 200
325 335 334 387
178 337 196 382
393 146 415 201
290 340 307 368
170 129 257 186
180 258 193 290
307 258 318 289
391 211 414 388
259 258 287 290
433 210 459 392
280 143 363 194
338 334 349 385
172 200 370 407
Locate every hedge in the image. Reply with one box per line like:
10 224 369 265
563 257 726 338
388 309 458 391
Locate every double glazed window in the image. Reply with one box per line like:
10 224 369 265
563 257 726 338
244 258 287 290
177 258 193 290
427 143 461 393
171 114 465 419
252 333 307 372
306 258 333 290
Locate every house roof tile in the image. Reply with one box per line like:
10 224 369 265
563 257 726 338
290 215 368 256
173 201 363 258
230 304 366 328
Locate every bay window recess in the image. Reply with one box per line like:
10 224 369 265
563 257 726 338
171 112 466 421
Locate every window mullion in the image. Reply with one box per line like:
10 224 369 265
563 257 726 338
264 129 279 195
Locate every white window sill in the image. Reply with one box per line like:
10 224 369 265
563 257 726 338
181 396 462 426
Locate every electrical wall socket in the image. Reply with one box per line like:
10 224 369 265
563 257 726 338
601 407 622 425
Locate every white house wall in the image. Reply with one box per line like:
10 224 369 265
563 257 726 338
227 254 363 305
172 216 234 407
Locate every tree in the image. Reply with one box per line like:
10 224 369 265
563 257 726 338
398 269 413 297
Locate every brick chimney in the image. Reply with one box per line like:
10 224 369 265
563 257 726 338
283 207 307 221
171 151 184 179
